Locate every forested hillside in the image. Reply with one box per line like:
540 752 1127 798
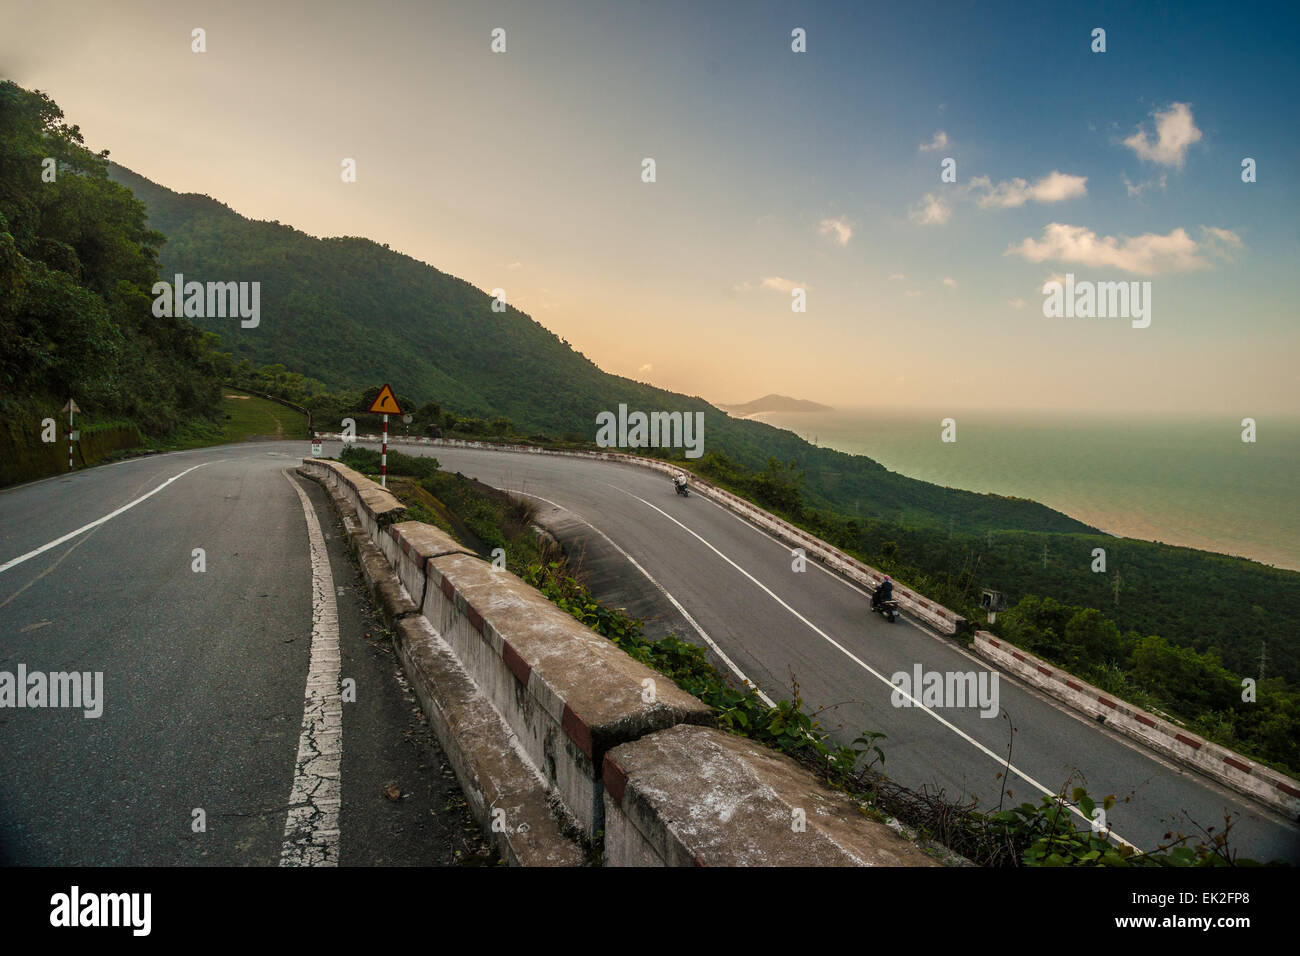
108 162 1094 537
0 83 226 442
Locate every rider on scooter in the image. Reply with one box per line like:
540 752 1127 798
872 575 893 610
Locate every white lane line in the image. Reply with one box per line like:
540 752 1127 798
689 490 940 642
280 471 343 867
611 484 1137 847
515 490 776 707
0 462 214 575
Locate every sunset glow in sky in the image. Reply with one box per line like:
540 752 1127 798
4 0 1297 414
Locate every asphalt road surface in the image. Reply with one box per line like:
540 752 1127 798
2 438 1296 864
0 443 493 866
378 438 1300 864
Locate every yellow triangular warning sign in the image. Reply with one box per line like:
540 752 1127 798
367 384 403 414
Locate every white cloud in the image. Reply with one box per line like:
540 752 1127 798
1008 298 1028 309
911 169 1085 226
737 276 805 293
1123 173 1167 197
919 130 949 152
942 277 958 288
818 217 853 245
637 363 653 374
505 261 523 270
972 171 1088 208
1007 223 1242 275
888 273 905 280
905 289 923 297
1123 103 1202 168
909 193 950 225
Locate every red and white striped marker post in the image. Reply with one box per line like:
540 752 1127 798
366 384 401 488
63 397 80 471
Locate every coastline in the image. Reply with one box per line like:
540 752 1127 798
736 408 1298 571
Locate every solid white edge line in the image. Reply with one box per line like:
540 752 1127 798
279 471 344 866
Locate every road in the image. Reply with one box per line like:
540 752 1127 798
1 438 1296 864
389 438 1300 864
0 443 492 866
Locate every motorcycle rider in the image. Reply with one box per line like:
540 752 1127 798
673 472 688 494
872 575 894 611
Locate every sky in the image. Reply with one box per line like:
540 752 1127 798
2 0 1297 415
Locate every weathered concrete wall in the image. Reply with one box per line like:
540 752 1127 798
973 632 1300 818
298 456 944 866
602 724 941 866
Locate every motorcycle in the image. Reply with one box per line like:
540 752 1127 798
871 591 899 623
674 479 690 497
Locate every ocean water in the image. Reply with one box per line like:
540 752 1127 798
748 408 1300 571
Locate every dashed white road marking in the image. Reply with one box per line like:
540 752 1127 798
280 471 344 866
0 462 213 575
612 483 1137 848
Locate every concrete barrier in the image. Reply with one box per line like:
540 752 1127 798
416 547 714 839
297 455 942 865
973 631 1300 819
602 724 940 866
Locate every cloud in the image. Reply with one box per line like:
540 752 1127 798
942 277 958 288
905 289 923 297
888 273 905 280
972 171 1088 208
911 169 1085 226
909 193 950 225
737 277 805 293
637 363 653 374
1008 298 1028 309
1123 103 1202 168
1007 223 1242 275
1123 173 1167 197
919 130 949 152
505 261 523 270
818 217 853 245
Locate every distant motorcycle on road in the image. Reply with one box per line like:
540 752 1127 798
871 581 899 623
673 473 690 497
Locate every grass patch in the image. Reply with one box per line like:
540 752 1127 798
155 393 309 450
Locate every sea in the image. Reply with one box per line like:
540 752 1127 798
745 407 1300 571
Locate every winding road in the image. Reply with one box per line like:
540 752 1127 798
1 438 1296 864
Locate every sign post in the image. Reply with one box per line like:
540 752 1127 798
62 398 81 470
367 384 403 489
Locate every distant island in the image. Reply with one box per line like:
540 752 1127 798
718 394 834 416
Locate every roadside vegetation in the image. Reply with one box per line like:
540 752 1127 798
345 444 1274 866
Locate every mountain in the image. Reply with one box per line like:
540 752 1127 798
0 83 224 447
720 394 834 415
106 162 1095 536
